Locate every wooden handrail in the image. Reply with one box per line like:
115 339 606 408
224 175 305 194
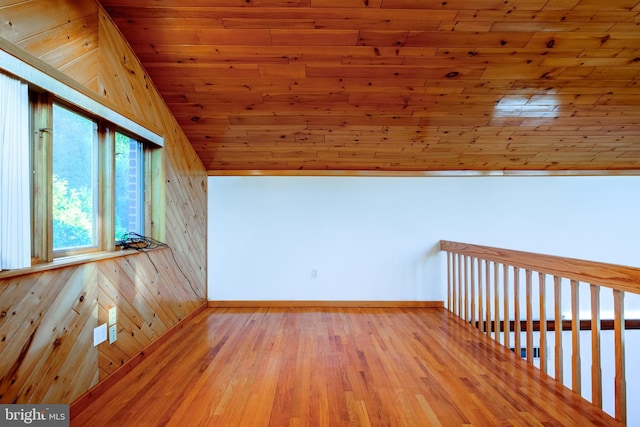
441 240 639 425
440 240 640 295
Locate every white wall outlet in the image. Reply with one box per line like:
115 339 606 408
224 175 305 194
109 324 118 344
311 269 318 279
94 323 107 346
108 307 117 326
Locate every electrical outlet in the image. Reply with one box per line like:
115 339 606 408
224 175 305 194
109 324 118 344
108 307 117 326
311 269 318 279
94 323 107 346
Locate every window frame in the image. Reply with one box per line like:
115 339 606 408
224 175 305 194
1 56 164 274
29 92 163 263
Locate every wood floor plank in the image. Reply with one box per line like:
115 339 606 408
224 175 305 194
72 307 624 427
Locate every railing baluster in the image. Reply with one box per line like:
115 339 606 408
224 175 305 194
526 269 533 364
503 264 510 349
514 267 521 358
590 284 602 409
452 253 458 315
571 279 581 395
613 289 626 424
477 257 483 333
554 275 563 384
457 253 462 318
447 251 452 312
485 260 491 337
470 256 476 327
539 272 547 374
494 262 500 342
464 255 469 322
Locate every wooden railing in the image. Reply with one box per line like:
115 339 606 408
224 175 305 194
440 240 640 425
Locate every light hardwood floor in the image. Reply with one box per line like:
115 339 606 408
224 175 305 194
72 307 623 426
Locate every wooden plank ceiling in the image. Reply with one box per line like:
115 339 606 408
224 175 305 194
99 0 640 172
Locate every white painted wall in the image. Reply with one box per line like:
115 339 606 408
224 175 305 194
207 175 640 302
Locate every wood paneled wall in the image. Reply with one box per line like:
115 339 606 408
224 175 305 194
0 0 207 404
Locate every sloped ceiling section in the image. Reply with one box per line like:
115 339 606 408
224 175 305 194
101 0 640 172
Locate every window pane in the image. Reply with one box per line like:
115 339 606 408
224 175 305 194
115 132 144 241
52 104 97 251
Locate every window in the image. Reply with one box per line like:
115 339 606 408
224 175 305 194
1 53 164 270
27 96 163 262
52 103 99 253
115 132 144 241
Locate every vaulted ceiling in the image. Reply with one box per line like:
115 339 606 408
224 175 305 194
100 0 640 173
